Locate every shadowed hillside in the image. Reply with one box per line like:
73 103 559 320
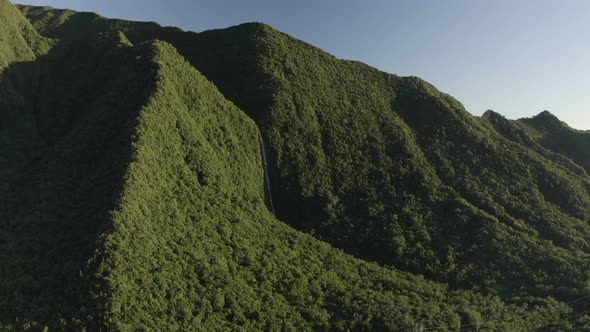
0 25 160 329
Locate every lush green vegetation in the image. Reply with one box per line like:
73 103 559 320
91 42 564 331
517 110 590 174
0 0 51 69
0 0 587 329
0 15 158 329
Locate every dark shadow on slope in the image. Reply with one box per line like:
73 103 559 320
0 34 157 328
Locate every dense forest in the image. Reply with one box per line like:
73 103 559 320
0 0 588 330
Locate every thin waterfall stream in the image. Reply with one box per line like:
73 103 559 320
258 131 276 215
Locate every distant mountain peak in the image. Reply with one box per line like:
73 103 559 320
536 110 558 119
526 110 569 130
482 109 502 118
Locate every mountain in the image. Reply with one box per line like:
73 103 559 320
0 1 587 330
0 0 50 67
517 111 590 174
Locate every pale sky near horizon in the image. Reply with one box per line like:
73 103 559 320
18 0 590 129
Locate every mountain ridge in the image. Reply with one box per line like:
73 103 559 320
1 1 589 330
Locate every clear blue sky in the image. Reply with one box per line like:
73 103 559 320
19 0 590 129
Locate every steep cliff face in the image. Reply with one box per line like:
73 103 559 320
1 1 588 330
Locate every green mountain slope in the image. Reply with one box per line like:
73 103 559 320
18 7 590 300
0 21 159 331
4 1 589 330
0 0 50 68
517 110 590 174
2 1 571 330
94 41 560 331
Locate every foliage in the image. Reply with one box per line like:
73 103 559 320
518 110 590 174
0 0 50 68
0 0 587 329
0 11 158 329
92 42 556 330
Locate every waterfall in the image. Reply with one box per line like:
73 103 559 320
259 131 276 215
